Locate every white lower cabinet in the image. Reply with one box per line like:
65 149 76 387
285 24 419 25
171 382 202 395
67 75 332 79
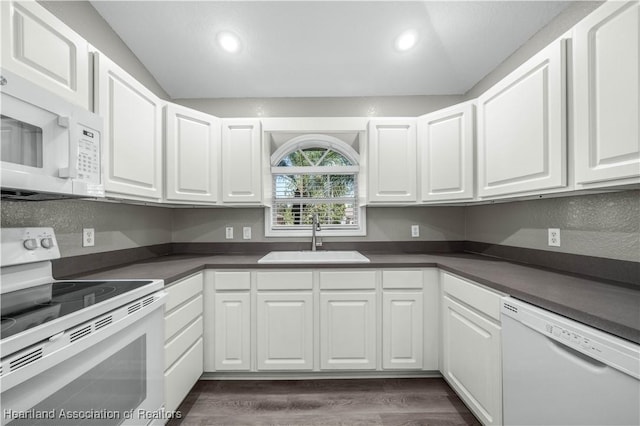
320 291 377 370
441 272 503 426
257 292 314 370
256 270 314 370
382 291 423 370
203 268 438 374
381 270 425 370
214 291 251 371
164 272 204 413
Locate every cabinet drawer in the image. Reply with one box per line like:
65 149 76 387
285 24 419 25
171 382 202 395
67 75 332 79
165 316 203 370
165 273 203 313
319 270 376 290
257 271 313 290
165 294 203 341
442 272 502 321
164 338 203 413
215 271 251 290
382 270 423 289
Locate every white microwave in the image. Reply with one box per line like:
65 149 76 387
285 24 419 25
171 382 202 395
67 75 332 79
0 69 104 200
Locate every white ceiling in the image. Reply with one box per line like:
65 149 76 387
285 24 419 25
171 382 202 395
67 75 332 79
90 1 572 99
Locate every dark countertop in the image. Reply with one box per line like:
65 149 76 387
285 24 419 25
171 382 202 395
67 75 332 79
74 252 640 344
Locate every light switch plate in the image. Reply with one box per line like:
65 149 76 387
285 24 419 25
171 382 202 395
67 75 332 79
243 226 252 240
411 225 420 238
548 228 561 247
83 228 95 247
225 227 234 240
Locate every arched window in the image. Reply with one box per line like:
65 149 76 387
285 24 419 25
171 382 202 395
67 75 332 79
268 134 363 235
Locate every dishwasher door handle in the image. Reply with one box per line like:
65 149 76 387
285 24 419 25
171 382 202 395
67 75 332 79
547 335 608 371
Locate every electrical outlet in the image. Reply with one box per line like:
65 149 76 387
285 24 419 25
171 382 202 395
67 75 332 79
225 227 234 240
548 228 561 247
83 228 95 247
411 225 420 238
243 226 252 240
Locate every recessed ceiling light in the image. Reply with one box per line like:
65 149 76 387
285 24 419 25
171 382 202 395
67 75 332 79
394 29 418 52
217 31 242 53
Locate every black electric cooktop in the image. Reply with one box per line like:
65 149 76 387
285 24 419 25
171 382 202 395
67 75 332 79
1 280 153 340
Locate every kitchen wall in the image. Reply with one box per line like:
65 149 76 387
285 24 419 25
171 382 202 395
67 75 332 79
465 190 640 262
464 0 604 99
0 200 172 257
6 1 636 265
176 96 464 118
172 206 466 243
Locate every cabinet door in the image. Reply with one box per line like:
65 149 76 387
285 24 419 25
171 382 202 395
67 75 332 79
94 53 163 201
477 39 566 198
165 104 220 204
418 102 474 201
0 1 90 108
257 292 313 370
574 1 640 186
320 292 376 370
368 119 417 203
221 119 262 204
382 291 423 370
442 295 502 426
214 292 251 371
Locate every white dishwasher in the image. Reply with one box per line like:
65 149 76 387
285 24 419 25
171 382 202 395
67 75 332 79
501 297 640 426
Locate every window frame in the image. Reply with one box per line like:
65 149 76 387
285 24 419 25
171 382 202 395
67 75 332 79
265 134 367 237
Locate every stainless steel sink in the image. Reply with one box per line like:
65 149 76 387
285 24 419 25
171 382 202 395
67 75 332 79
258 250 370 264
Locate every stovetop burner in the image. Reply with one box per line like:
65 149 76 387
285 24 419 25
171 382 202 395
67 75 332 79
1 280 153 340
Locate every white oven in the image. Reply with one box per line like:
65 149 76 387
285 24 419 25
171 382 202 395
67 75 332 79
0 228 167 426
1 293 166 426
0 69 104 199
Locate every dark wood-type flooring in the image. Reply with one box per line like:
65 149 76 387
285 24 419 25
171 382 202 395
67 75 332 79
167 378 481 426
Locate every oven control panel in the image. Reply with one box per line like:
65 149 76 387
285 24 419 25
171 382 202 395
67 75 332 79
1 227 60 267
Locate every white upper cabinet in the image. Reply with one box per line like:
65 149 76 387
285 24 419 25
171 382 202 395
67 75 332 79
418 102 475 202
477 39 567 198
573 1 640 187
94 52 163 201
0 1 90 109
165 104 220 204
368 119 417 203
221 119 262 204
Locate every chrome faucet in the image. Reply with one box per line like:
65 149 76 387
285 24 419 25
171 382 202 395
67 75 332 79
311 213 321 251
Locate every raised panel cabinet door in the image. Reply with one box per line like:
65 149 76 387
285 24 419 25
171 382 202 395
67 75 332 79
382 291 423 370
574 1 640 186
94 53 163 201
320 292 376 370
442 295 502 426
256 292 314 370
221 119 262 204
165 104 220 203
0 1 90 108
368 119 417 203
418 102 475 201
214 292 251 371
478 39 567 198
